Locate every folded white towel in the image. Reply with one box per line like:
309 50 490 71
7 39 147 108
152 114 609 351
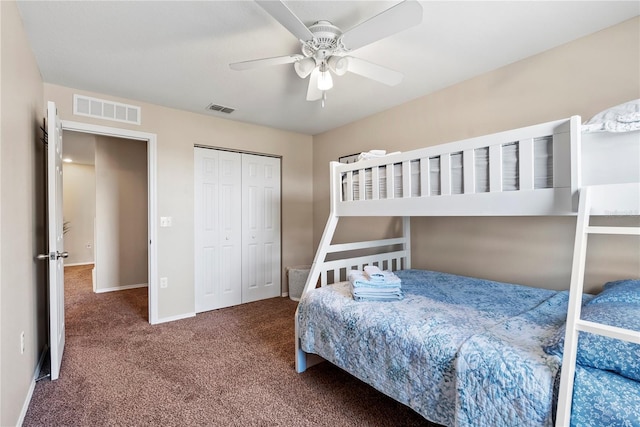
352 293 403 302
348 270 401 288
349 282 403 301
364 265 385 282
351 285 400 295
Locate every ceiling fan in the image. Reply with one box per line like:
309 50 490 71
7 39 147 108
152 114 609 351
229 0 423 106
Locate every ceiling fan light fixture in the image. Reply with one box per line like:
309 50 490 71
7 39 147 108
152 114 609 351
294 57 316 78
317 67 333 91
327 56 349 76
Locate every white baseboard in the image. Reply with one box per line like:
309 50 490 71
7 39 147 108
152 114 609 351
281 292 289 298
18 346 48 426
63 261 94 267
95 283 148 293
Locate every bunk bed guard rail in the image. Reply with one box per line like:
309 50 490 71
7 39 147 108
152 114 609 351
332 116 582 217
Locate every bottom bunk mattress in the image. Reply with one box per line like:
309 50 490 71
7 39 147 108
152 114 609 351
297 270 579 427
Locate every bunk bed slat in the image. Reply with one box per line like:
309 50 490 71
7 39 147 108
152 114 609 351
576 319 640 344
328 237 408 253
358 168 366 200
318 250 409 276
463 149 475 194
519 138 535 191
372 166 380 200
402 161 411 198
489 144 502 192
386 164 394 199
420 158 429 197
586 226 640 235
345 171 353 202
441 153 452 196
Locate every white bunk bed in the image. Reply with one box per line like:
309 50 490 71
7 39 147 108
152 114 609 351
294 106 640 426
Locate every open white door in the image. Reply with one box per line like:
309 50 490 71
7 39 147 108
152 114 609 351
46 101 67 380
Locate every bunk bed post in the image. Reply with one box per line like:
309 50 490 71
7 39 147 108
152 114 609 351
403 216 411 269
555 187 591 427
301 161 341 296
295 161 341 373
569 116 582 211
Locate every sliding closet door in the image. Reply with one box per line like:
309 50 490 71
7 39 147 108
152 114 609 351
241 154 281 303
194 148 242 312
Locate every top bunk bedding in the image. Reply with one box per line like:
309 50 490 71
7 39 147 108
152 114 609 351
335 100 639 217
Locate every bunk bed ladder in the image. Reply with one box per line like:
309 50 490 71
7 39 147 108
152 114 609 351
555 183 640 427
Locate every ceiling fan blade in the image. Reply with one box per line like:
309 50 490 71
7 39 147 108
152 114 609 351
256 0 315 42
346 57 403 86
340 0 423 51
230 54 302 71
307 68 322 101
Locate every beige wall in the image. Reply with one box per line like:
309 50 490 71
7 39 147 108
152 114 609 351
44 83 315 319
95 136 148 290
63 162 96 265
0 1 47 425
313 17 640 293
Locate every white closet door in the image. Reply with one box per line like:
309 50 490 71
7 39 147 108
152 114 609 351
194 148 242 312
241 154 281 303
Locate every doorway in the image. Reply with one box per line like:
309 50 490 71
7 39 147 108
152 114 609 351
60 120 158 324
63 131 148 295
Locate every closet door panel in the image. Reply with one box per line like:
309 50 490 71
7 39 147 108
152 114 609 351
195 148 241 312
242 154 281 303
261 162 280 291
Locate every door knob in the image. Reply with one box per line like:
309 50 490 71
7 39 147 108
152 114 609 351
36 251 69 261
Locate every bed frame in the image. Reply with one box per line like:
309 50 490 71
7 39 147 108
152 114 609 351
298 116 584 299
294 115 639 426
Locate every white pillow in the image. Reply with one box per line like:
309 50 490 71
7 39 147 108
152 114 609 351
583 99 640 133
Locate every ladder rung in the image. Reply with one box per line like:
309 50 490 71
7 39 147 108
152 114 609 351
586 226 640 236
576 319 640 344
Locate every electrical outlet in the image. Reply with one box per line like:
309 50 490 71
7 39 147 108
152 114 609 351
20 331 25 355
160 277 168 288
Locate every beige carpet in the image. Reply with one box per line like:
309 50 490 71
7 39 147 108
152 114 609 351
24 264 437 426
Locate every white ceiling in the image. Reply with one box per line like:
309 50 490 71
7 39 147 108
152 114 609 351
17 1 639 136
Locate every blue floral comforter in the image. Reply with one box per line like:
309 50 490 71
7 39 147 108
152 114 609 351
297 270 585 426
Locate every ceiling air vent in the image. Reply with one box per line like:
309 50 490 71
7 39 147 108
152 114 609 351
206 103 235 114
73 94 141 125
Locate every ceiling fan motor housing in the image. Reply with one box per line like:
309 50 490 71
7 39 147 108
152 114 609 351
303 20 344 60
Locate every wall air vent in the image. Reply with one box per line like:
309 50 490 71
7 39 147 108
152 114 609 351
73 94 141 125
206 103 235 114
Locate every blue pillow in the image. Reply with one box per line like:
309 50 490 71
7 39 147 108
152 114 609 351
588 279 640 305
544 301 640 382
